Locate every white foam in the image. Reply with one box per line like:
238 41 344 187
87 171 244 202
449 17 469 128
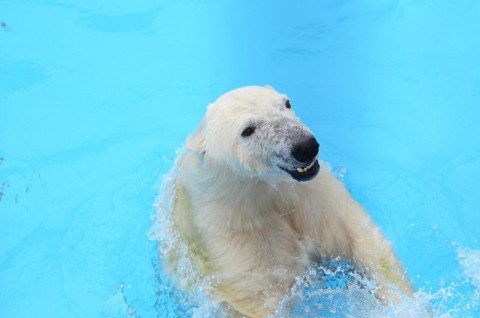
149 164 221 316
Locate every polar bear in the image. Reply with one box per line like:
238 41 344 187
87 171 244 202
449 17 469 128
166 86 413 317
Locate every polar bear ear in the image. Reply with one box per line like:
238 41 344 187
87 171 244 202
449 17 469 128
186 117 207 154
264 85 275 91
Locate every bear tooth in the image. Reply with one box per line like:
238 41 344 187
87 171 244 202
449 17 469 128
296 161 316 174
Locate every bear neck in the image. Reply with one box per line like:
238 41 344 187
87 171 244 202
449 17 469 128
183 153 302 232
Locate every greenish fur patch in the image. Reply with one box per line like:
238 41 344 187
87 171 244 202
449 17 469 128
172 184 214 274
378 252 412 297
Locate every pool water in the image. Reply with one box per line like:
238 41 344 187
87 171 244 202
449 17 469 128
1 1 479 317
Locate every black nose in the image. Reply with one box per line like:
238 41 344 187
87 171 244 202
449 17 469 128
291 136 319 163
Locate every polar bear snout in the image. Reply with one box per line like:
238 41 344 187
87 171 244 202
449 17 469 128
292 136 319 164
278 134 320 182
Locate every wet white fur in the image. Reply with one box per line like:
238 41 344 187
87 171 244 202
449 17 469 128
169 86 413 317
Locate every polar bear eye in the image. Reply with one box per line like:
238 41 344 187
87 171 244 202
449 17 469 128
286 100 292 109
241 126 255 137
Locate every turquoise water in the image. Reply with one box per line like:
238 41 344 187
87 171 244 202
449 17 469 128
1 1 480 317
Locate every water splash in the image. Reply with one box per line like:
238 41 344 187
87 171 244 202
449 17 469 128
424 245 480 318
275 246 480 318
103 284 138 318
149 163 225 317
457 246 480 304
276 259 431 318
333 165 348 182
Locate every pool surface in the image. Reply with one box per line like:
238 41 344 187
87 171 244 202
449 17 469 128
1 1 480 317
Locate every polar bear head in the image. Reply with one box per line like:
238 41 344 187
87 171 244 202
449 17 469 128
187 86 320 182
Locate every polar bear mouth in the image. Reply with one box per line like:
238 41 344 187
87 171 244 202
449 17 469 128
279 159 320 182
